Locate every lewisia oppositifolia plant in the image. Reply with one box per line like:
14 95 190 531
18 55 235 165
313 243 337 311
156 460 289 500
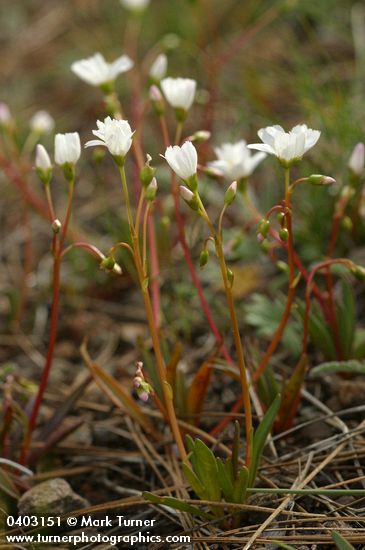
2 1 365 525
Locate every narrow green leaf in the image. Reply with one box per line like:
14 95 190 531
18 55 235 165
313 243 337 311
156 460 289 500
193 439 221 501
248 394 280 487
216 458 234 501
277 354 308 432
331 531 355 550
232 420 240 479
310 359 365 378
182 462 206 500
337 281 355 359
232 466 249 503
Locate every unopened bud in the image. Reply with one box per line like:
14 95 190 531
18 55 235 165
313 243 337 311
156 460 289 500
186 130 211 143
203 166 224 178
179 186 200 211
279 228 289 241
199 249 209 268
149 85 164 115
35 144 52 185
51 219 62 233
258 218 270 238
140 154 156 187
307 174 336 186
0 103 13 128
100 256 116 271
145 177 158 201
224 181 237 206
351 265 365 281
227 268 234 286
276 260 289 273
348 143 365 177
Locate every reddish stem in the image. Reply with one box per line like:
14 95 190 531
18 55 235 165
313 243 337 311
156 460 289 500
19 252 61 465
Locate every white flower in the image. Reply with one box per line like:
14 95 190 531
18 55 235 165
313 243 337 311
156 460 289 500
120 0 150 10
248 124 321 166
149 54 167 81
85 116 134 158
35 144 52 171
71 53 133 87
348 143 364 176
55 132 81 165
208 140 266 181
160 77 196 111
30 110 55 135
163 141 197 180
0 103 12 125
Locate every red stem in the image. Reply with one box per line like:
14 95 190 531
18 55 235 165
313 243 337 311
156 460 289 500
19 252 61 465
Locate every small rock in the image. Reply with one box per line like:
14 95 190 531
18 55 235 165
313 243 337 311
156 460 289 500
18 478 89 516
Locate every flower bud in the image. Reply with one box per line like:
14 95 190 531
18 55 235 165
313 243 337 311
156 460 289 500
279 228 289 241
30 111 55 135
186 130 211 143
100 256 116 271
140 154 156 187
51 219 62 234
348 143 365 177
0 103 13 128
35 144 52 185
351 265 365 281
224 181 237 206
276 260 289 273
145 177 158 201
149 85 164 115
149 53 167 82
179 186 200 211
307 174 336 186
199 249 209 268
227 268 234 286
258 218 270 238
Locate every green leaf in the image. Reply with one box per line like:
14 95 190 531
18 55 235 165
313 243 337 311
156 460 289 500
337 281 355 359
310 360 365 378
331 531 355 550
182 462 206 500
142 492 212 519
193 439 221 501
216 458 234 501
232 466 249 503
277 354 308 432
353 328 365 359
248 394 281 487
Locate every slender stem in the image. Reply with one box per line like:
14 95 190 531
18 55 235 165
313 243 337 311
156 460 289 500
159 115 170 147
253 168 296 384
60 178 75 251
214 234 253 467
20 175 76 465
61 242 105 261
218 204 228 239
174 121 183 145
117 169 186 460
135 188 145 238
44 183 56 222
158 111 232 362
142 203 152 271
20 252 61 465
119 165 135 234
